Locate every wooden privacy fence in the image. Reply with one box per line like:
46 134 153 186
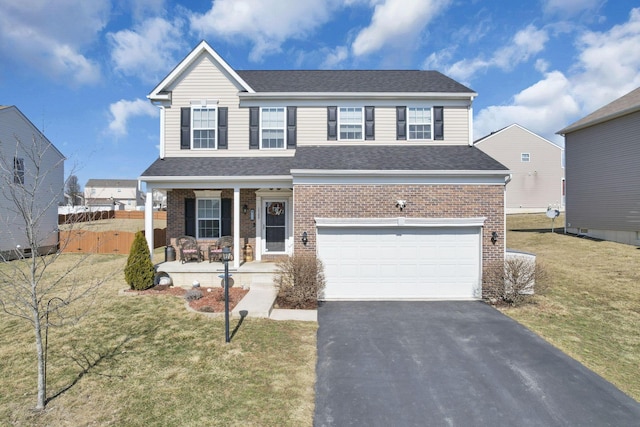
59 210 167 224
60 228 166 255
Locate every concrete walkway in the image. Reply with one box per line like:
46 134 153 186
231 282 317 322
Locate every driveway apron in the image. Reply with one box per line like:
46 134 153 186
314 301 640 427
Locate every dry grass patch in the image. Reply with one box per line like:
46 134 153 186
502 213 640 401
0 251 317 426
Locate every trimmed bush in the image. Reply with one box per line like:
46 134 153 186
274 254 326 309
485 258 549 306
184 289 203 301
124 231 155 291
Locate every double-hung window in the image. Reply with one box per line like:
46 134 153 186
192 106 217 149
408 107 431 140
261 107 285 149
13 157 24 184
197 198 221 239
339 107 363 140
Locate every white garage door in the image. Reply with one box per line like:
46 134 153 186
317 226 481 300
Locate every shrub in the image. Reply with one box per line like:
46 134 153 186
486 257 549 306
184 289 203 301
124 231 155 291
274 254 326 309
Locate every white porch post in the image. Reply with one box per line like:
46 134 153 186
144 185 154 257
233 186 240 269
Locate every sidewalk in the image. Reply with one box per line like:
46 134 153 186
231 282 317 322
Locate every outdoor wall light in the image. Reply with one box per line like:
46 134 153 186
302 231 308 246
491 231 498 244
396 200 406 211
242 204 248 214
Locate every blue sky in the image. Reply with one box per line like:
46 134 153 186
1 0 639 188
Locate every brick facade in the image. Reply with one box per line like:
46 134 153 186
292 184 505 298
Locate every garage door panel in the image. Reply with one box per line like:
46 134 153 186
317 226 481 300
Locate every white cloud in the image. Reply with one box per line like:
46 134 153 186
351 0 451 57
474 71 579 143
108 99 158 137
571 7 640 112
0 0 108 85
542 0 603 17
474 8 640 142
189 0 341 62
445 25 549 83
321 46 349 69
108 17 185 83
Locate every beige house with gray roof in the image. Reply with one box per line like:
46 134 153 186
475 124 564 213
558 86 640 246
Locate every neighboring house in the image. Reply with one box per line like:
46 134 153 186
558 86 640 246
474 124 565 212
140 41 510 300
0 105 65 257
84 179 143 210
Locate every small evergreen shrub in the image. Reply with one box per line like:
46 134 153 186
274 254 326 309
124 231 155 291
184 289 203 301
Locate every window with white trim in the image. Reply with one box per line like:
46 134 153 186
339 107 363 140
408 107 432 140
192 106 216 149
197 198 221 238
521 153 530 162
261 107 285 149
13 157 24 184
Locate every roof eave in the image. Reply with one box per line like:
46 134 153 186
238 91 477 101
290 169 510 176
558 105 640 135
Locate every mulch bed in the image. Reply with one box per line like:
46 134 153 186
273 295 318 310
126 285 248 313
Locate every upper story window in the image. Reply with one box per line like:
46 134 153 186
261 107 285 149
197 198 221 239
521 153 531 162
13 157 24 184
408 107 432 140
339 107 363 140
192 106 217 149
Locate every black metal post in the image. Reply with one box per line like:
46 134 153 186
223 247 230 343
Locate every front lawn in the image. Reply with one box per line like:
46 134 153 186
0 252 317 426
503 213 640 402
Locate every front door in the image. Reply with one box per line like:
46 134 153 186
264 201 286 252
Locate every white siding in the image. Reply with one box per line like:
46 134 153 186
0 107 64 253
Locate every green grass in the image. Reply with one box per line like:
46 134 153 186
0 251 316 426
502 213 640 402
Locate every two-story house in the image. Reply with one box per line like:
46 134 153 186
475 124 565 213
140 41 510 300
84 178 143 210
0 105 65 258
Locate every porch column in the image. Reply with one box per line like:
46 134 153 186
233 186 240 269
144 185 154 257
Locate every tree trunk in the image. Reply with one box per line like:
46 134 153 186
33 292 46 410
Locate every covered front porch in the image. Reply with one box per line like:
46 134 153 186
141 176 294 272
156 259 279 289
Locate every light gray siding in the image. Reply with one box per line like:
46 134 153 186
0 107 64 254
475 124 564 209
565 110 640 233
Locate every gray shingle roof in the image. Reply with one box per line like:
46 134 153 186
236 70 475 93
141 146 507 178
292 145 508 171
558 86 640 134
141 157 294 177
86 179 138 188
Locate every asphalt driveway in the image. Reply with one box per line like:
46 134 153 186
314 301 640 427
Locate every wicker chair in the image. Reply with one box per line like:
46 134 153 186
176 235 203 263
208 236 234 263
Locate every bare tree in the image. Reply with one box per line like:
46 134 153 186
66 174 81 206
0 134 109 410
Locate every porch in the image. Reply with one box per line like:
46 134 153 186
156 259 279 289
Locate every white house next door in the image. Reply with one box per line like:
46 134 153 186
264 201 287 252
